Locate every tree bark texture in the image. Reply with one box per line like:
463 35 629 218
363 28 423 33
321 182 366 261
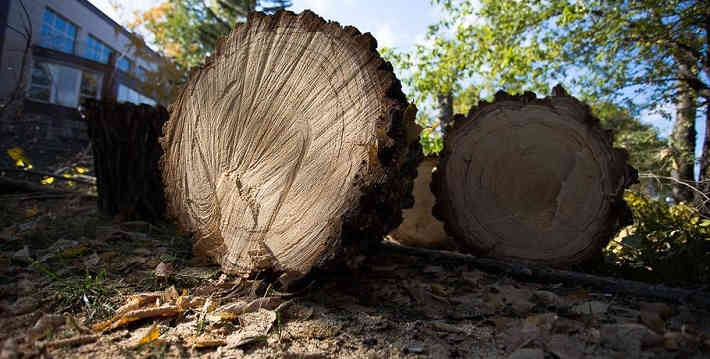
85 101 168 221
438 91 454 135
670 66 697 203
431 86 638 266
159 10 422 282
697 105 710 214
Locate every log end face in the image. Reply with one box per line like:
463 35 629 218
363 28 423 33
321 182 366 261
434 89 638 265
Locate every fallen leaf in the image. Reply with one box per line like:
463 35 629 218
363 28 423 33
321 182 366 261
225 309 276 347
211 297 283 321
136 323 160 346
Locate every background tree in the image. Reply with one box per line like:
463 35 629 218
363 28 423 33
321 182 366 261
131 0 291 71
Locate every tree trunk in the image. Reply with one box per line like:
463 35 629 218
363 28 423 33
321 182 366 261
670 65 697 203
388 157 453 249
85 101 168 222
159 10 422 283
431 86 637 266
438 91 454 135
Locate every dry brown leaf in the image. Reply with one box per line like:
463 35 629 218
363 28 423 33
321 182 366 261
211 297 282 321
107 306 179 330
225 309 276 348
136 323 160 346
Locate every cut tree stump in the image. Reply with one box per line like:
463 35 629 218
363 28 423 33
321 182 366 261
160 10 421 282
85 101 168 221
432 86 638 265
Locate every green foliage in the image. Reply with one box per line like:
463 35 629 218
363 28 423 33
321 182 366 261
133 0 291 71
605 191 710 283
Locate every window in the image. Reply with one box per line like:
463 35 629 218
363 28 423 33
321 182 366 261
80 71 102 103
136 66 148 82
84 35 112 64
27 61 98 108
117 56 132 73
40 8 77 54
28 64 52 102
117 84 156 106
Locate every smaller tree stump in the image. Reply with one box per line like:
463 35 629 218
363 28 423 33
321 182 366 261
432 86 638 265
85 101 168 221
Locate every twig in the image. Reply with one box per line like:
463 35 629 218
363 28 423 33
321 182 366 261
377 241 710 308
0 168 96 185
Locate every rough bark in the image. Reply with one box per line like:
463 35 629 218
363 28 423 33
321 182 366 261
389 157 452 249
159 10 422 282
431 86 638 266
438 91 454 135
85 101 167 221
670 65 697 203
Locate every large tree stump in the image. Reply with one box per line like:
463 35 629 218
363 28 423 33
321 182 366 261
85 101 168 221
160 10 421 281
432 87 637 265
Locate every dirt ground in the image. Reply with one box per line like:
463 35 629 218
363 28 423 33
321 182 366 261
1 193 710 358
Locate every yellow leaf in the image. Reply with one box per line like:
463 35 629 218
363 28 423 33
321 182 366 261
25 208 39 218
138 323 160 345
61 246 89 258
41 177 55 185
74 167 89 174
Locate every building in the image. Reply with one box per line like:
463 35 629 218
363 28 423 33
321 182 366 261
0 0 166 168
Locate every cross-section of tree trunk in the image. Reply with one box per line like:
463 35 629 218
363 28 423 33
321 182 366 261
160 10 421 281
431 86 637 265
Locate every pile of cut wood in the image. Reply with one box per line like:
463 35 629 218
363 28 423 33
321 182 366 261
86 10 637 285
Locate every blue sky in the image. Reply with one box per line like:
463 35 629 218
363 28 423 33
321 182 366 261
89 0 703 160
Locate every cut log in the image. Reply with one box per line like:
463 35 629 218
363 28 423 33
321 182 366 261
160 10 422 281
85 101 168 221
432 86 638 265
389 157 453 249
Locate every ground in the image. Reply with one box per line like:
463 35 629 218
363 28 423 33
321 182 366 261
1 182 710 358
